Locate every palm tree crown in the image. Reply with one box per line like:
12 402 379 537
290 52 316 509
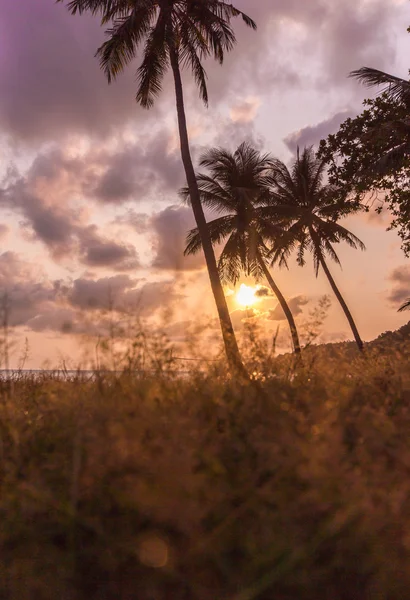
183 143 279 282
183 142 302 355
266 147 366 351
268 148 365 273
60 0 256 108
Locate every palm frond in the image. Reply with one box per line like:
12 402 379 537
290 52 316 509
179 40 209 105
59 0 137 23
398 298 410 312
218 231 248 283
350 67 410 104
313 218 366 252
136 14 169 108
184 215 236 256
97 6 155 82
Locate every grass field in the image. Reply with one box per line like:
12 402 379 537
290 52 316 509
1 322 410 599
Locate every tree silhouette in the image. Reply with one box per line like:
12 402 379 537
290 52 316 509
349 67 410 174
183 143 302 355
58 0 256 376
267 147 366 351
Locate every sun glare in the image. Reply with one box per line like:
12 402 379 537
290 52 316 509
236 284 258 308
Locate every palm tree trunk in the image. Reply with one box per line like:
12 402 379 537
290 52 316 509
169 47 247 378
257 252 302 355
317 252 364 351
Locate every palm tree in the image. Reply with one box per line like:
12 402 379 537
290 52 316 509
58 0 256 376
183 143 302 355
350 67 410 173
267 147 366 351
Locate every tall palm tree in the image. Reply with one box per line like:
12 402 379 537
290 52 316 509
267 147 366 351
183 143 302 355
58 0 256 376
350 67 410 173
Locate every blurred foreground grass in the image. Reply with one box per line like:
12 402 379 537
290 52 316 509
1 323 410 600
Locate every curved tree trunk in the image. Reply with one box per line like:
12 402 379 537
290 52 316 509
257 252 302 356
317 252 364 352
169 48 248 379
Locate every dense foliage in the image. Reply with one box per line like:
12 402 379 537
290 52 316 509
318 93 410 254
1 323 410 599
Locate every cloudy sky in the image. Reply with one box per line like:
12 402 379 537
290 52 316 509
0 0 409 367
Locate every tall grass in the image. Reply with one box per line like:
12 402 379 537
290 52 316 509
1 323 410 599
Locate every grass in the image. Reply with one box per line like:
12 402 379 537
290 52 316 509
1 322 410 599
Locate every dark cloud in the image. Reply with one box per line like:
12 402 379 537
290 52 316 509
2 150 86 257
69 274 136 311
255 286 273 298
0 252 184 335
2 151 142 268
387 266 410 305
90 134 183 204
69 275 184 317
0 252 59 327
114 210 150 234
0 0 142 142
1 0 402 147
26 307 78 334
150 205 205 271
203 0 402 104
268 296 309 321
284 110 354 153
78 226 140 271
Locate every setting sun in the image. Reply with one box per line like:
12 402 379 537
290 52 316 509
236 284 259 307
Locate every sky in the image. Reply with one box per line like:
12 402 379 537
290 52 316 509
0 0 409 368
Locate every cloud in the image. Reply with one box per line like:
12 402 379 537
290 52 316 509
89 134 183 204
0 252 60 327
203 0 402 105
26 307 78 334
255 286 274 298
0 251 185 334
230 307 260 329
284 110 354 153
123 280 186 316
230 97 261 124
387 266 410 305
268 295 309 321
1 0 402 148
213 119 265 151
78 226 140 271
2 149 143 268
113 210 150 234
150 205 205 271
69 274 136 311
0 0 141 142
0 225 9 240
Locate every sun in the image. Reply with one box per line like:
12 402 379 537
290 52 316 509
236 284 259 308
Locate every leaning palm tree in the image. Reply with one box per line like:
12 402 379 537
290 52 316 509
58 0 256 376
183 143 302 355
350 67 410 173
267 147 366 351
